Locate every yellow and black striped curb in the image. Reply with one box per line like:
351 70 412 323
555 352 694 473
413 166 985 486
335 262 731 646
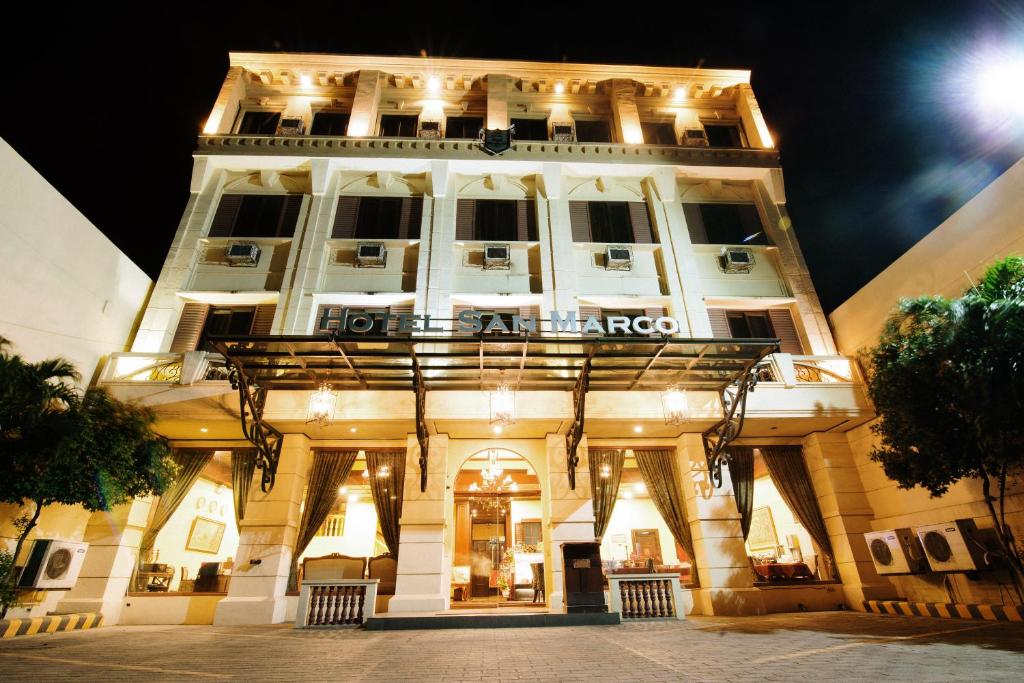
863 599 1024 622
1 612 103 638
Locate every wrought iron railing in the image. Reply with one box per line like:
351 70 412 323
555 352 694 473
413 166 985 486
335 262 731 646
756 354 855 385
101 351 230 385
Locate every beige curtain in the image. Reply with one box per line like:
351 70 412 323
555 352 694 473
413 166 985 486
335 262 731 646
759 446 838 580
728 447 755 541
633 449 698 586
138 449 215 563
230 449 257 529
288 449 358 591
589 449 624 540
367 450 406 557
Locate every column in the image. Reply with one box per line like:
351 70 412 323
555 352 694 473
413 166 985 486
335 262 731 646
213 434 312 625
544 434 596 611
202 65 246 135
734 83 773 149
390 434 449 612
802 433 898 607
55 499 153 624
486 74 512 129
346 70 384 137
609 79 643 144
676 433 766 615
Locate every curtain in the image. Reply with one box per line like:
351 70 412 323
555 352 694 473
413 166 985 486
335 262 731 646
728 447 755 540
589 449 624 540
288 449 358 591
138 449 215 563
230 449 257 529
759 446 838 580
367 450 407 557
633 449 699 586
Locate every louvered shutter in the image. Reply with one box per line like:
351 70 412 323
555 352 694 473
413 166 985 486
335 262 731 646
209 195 243 237
641 307 666 336
516 200 538 241
398 198 424 239
579 305 602 336
388 302 415 335
315 304 342 333
278 195 304 237
332 196 361 238
251 304 277 335
456 199 476 240
681 203 708 244
569 201 592 242
768 308 804 354
452 304 474 335
518 304 541 333
170 303 209 352
706 308 731 338
628 202 654 244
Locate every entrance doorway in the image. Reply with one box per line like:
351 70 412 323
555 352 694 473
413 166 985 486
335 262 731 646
452 449 545 609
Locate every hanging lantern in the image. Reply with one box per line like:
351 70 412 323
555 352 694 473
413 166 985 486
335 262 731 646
661 385 689 426
489 382 516 426
307 383 337 426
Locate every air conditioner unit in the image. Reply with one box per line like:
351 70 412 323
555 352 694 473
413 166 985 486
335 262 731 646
418 120 441 139
915 519 989 572
356 242 387 267
718 247 755 273
683 128 709 147
483 243 511 270
17 539 89 590
551 123 574 142
226 242 262 267
605 245 633 271
277 116 305 135
864 528 929 575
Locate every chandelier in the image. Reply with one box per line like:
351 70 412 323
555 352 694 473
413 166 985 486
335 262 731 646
489 382 516 426
307 383 337 426
468 450 518 513
661 385 689 426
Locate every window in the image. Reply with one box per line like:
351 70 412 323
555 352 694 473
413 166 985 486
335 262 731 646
516 520 542 547
199 307 255 349
478 309 519 335
310 112 350 136
170 303 275 352
333 196 423 240
682 203 767 245
511 118 549 141
704 123 745 148
455 199 537 241
641 121 677 145
444 116 483 139
601 309 646 337
588 202 634 243
355 197 403 239
379 114 418 137
209 194 304 238
574 119 613 143
474 200 519 241
237 111 281 135
726 311 773 339
708 307 803 353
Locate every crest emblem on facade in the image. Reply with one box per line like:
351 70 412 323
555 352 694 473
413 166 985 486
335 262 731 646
481 125 515 156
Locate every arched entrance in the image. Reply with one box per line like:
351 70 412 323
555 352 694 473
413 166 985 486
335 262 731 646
451 449 545 609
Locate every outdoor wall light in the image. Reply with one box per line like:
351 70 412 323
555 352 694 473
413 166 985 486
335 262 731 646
554 81 565 94
673 85 687 101
489 382 517 426
299 73 312 88
306 383 337 426
661 385 689 425
427 75 441 93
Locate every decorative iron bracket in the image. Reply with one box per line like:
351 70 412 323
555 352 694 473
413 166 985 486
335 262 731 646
565 354 593 490
228 363 284 493
702 362 762 488
410 347 430 492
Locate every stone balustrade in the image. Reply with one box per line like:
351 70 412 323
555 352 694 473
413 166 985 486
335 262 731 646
607 572 685 620
294 579 379 628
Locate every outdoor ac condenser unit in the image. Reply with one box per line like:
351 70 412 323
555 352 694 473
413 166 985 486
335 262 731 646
864 528 929 575
277 116 305 135
356 242 387 267
226 242 261 267
483 244 511 269
605 246 633 271
719 247 755 273
418 120 441 139
683 128 709 147
17 539 89 590
915 519 988 572
551 123 574 142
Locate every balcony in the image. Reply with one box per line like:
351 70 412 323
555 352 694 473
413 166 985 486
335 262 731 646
198 135 780 168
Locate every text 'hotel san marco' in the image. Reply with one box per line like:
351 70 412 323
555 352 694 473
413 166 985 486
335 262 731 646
53 51 890 628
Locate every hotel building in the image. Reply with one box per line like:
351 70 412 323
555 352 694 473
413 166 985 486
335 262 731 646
8 52 900 627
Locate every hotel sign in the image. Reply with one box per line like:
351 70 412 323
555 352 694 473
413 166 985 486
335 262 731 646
318 308 685 336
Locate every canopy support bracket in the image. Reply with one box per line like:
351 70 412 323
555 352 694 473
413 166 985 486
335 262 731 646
410 346 430 492
565 352 594 490
702 362 761 488
228 362 283 493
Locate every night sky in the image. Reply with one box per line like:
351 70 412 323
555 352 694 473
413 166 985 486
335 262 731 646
2 3 1022 313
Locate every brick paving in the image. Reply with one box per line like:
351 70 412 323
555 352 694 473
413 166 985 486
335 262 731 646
0 611 1022 682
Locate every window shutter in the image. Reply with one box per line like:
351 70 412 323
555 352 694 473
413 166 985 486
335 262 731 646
579 305 602 336
209 195 243 237
682 203 708 244
628 202 654 244
170 303 209 352
251 304 277 335
569 201 592 242
643 306 666 319
456 199 476 240
518 304 541 332
277 195 304 237
516 200 537 241
332 196 361 238
452 304 473 335
388 302 415 335
398 198 424 239
706 308 731 338
768 309 803 354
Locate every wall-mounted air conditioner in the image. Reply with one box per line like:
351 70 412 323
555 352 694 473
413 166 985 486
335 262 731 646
683 128 709 147
356 242 387 267
915 519 989 572
18 539 89 590
718 247 755 273
483 243 511 270
551 123 574 142
864 528 929 575
605 246 633 271
226 242 262 267
418 120 441 139
277 116 305 135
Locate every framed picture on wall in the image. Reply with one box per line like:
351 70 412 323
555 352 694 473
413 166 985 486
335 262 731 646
747 506 779 553
186 516 226 554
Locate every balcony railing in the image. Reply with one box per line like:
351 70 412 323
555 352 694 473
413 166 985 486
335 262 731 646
101 351 229 385
607 573 685 620
294 579 378 628
756 354 856 386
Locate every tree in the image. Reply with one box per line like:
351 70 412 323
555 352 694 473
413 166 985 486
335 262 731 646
0 338 176 617
866 256 1024 589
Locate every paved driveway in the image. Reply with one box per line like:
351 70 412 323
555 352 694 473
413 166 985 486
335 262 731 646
1 611 1022 682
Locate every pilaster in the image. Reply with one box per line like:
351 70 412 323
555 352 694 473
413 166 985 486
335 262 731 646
346 70 384 137
609 79 643 144
486 74 512 129
544 434 596 611
540 163 579 319
644 172 695 336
